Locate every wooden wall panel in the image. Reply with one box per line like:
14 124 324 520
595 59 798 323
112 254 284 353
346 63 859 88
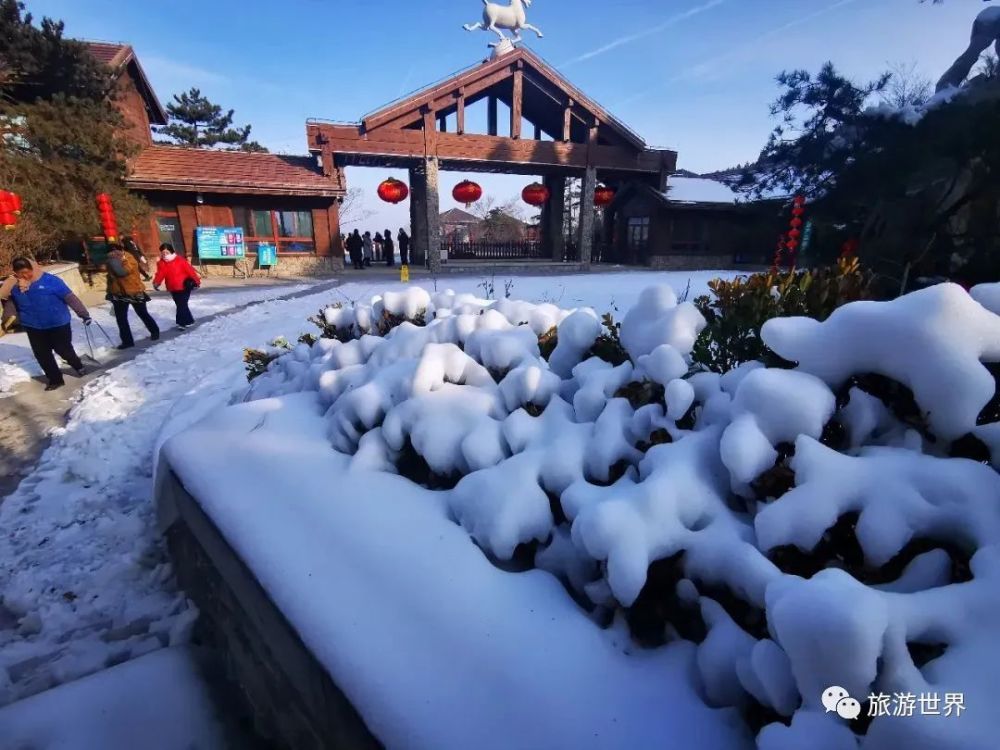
116 69 153 147
176 204 199 256
313 207 331 257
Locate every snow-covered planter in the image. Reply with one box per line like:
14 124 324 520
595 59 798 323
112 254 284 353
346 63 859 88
169 282 999 749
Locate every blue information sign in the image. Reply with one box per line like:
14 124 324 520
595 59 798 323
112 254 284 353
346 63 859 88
257 243 277 267
196 227 245 260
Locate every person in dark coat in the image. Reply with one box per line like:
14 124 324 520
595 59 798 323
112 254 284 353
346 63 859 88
383 229 395 267
398 229 410 266
106 243 159 349
373 232 383 263
7 257 92 391
345 229 364 270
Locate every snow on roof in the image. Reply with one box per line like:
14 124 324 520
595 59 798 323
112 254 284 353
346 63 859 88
664 176 740 205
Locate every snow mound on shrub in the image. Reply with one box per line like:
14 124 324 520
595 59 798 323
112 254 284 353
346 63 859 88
971 282 1000 316
762 283 1000 440
237 282 1000 750
620 285 706 360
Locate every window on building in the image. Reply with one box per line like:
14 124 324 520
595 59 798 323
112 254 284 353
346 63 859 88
232 207 315 253
627 217 650 252
671 215 708 253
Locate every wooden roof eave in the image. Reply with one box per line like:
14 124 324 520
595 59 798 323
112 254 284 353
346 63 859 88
125 177 344 198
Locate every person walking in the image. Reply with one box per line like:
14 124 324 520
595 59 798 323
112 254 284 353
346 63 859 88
345 229 364 270
362 231 374 268
6 257 92 391
383 229 395 267
398 228 411 266
106 243 159 349
153 243 201 329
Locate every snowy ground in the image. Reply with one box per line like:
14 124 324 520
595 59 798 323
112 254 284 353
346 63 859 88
0 282 311 396
0 270 725 709
0 647 227 749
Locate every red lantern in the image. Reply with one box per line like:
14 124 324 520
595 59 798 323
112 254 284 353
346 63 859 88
594 185 616 207
790 217 803 229
95 193 119 241
793 195 806 206
788 228 802 240
521 182 550 207
452 180 483 208
377 178 409 204
1 191 21 217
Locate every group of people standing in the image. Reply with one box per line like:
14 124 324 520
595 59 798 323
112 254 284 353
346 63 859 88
344 229 411 271
1 241 201 392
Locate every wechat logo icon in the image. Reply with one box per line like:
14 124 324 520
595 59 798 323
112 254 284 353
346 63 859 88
823 686 861 720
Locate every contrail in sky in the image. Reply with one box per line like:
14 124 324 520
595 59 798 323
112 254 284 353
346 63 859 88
611 0 862 109
559 0 728 69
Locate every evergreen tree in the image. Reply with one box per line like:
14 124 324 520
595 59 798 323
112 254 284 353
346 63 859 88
742 62 1000 292
0 0 144 267
156 87 266 151
0 0 110 103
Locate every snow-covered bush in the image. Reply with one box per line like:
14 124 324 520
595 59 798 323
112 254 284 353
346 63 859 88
691 258 874 373
241 281 1000 749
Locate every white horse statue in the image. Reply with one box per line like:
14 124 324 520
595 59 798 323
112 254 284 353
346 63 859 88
463 0 544 45
937 3 1000 91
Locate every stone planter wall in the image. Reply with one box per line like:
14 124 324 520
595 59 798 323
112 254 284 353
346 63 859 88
196 256 342 279
647 254 734 271
159 468 382 750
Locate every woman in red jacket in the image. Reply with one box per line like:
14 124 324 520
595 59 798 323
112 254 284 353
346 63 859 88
152 243 201 329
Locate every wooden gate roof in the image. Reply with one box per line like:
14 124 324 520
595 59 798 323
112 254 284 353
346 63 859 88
307 47 675 182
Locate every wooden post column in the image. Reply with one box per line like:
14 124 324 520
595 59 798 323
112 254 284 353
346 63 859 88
328 200 344 269
543 176 565 261
409 165 425 266
488 96 499 137
418 157 442 272
577 166 597 267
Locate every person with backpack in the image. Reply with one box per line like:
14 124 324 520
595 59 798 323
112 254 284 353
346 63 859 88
106 243 159 349
6 257 92 391
153 243 201 329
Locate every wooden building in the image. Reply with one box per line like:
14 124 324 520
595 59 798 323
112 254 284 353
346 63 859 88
86 39 756 276
440 208 481 242
605 176 746 269
85 42 346 275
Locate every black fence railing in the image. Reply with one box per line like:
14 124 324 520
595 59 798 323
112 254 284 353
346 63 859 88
436 240 613 264
444 240 546 261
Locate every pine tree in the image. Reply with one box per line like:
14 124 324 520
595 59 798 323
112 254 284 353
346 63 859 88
156 87 266 151
0 0 110 103
0 0 143 267
742 61 1000 291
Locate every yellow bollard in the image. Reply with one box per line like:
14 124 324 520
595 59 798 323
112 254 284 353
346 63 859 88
400 264 410 283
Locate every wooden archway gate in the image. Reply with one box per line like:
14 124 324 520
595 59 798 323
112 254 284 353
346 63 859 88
307 47 676 270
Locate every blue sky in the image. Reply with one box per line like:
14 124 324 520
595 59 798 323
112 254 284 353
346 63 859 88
27 0 992 229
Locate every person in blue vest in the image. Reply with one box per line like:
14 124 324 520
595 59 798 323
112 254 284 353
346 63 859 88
7 257 93 391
